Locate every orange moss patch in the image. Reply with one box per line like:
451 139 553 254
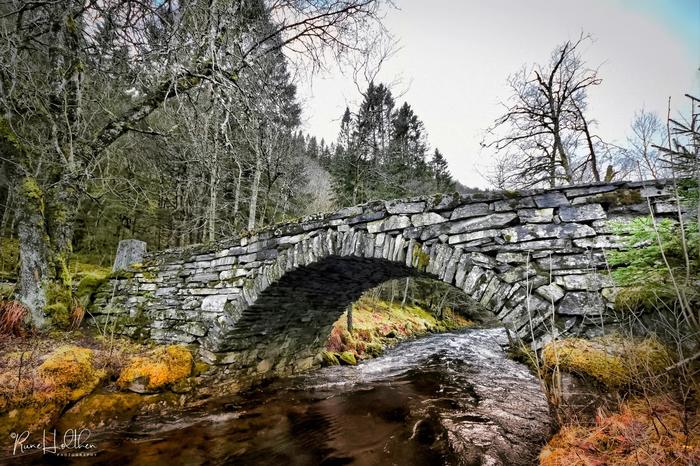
38 345 106 403
117 345 193 392
0 345 106 437
540 396 700 465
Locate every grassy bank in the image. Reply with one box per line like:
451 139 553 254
321 296 472 365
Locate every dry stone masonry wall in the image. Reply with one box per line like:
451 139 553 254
91 180 682 376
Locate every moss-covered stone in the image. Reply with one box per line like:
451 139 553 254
117 345 193 392
412 246 430 271
321 351 340 366
38 346 106 403
76 273 109 302
338 351 357 366
56 392 143 431
543 335 671 389
44 302 70 328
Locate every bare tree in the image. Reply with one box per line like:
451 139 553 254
482 34 605 188
625 109 666 180
0 0 387 327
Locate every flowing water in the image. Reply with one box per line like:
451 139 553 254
5 328 552 465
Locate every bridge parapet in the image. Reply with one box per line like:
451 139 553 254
90 179 684 375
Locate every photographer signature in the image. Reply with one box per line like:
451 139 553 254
10 428 97 457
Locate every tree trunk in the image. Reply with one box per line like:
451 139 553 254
401 277 410 307
208 141 218 242
15 177 51 329
47 182 76 291
248 153 262 231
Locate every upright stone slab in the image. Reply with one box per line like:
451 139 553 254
113 239 147 272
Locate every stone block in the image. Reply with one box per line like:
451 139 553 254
557 292 605 315
450 203 490 220
411 212 448 227
201 295 228 313
558 204 606 222
385 200 425 214
517 208 553 223
112 239 147 272
534 192 569 208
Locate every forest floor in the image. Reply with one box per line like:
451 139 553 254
0 329 207 445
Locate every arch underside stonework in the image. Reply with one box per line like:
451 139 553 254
92 180 681 376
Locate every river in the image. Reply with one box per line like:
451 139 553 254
7 328 552 465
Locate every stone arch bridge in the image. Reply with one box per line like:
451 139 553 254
92 180 680 376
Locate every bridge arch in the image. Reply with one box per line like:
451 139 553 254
91 180 680 376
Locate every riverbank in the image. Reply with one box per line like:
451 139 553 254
320 296 472 365
0 331 208 443
532 335 700 464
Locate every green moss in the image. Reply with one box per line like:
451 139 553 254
38 346 105 403
412 246 430 271
338 351 357 366
543 335 672 389
76 273 108 301
109 270 135 280
321 351 340 366
44 303 70 328
20 177 44 214
598 189 642 207
117 345 193 392
194 361 210 376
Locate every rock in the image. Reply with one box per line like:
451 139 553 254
256 359 272 373
502 223 595 242
201 295 228 312
493 196 536 211
367 215 411 233
450 202 490 220
113 239 147 272
534 192 569 208
321 351 340 366
554 273 615 291
338 352 357 366
385 200 425 214
557 292 605 315
411 212 448 227
448 229 499 245
496 252 528 264
117 345 193 392
535 283 565 303
518 208 553 223
558 204 606 222
573 235 626 249
450 212 518 233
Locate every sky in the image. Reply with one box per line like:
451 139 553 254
295 0 700 188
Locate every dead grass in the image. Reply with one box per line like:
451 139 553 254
0 300 28 337
540 395 699 465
